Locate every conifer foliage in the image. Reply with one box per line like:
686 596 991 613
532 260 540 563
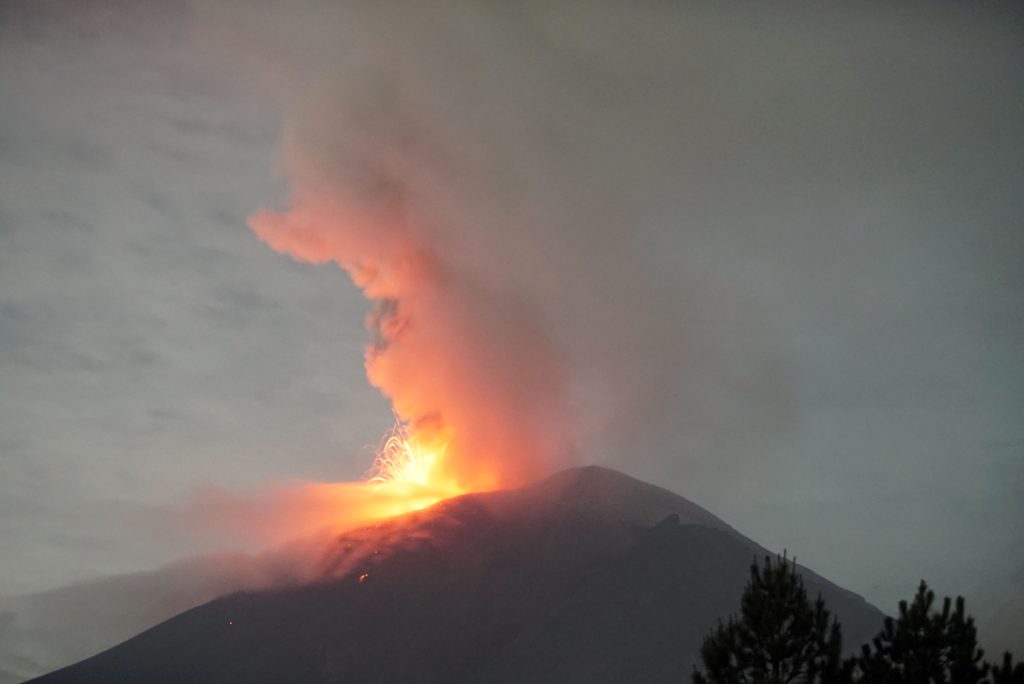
693 569 1023 684
855 582 988 684
990 653 1024 684
692 554 848 684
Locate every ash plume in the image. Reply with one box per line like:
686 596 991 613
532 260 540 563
244 8 580 490
203 0 809 487
207 1 1023 628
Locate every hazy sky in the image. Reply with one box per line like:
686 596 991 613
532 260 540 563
1 0 1022 648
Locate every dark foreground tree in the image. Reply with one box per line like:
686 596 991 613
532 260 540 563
855 581 988 684
990 653 1024 684
693 554 848 684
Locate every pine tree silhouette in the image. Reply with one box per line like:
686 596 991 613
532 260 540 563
854 581 988 684
990 653 1024 684
693 554 849 684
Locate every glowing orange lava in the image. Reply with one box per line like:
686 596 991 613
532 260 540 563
364 418 465 516
189 419 472 546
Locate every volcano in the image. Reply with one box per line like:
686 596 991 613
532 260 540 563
29 467 884 683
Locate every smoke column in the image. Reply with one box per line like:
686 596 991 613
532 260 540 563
248 81 573 492
201 4 1024 621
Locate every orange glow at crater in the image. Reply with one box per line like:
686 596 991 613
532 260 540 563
365 418 465 516
245 150 574 538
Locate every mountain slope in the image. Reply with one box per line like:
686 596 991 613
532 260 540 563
32 467 884 683
0 549 318 683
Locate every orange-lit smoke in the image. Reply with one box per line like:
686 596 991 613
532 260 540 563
176 478 456 549
248 133 572 508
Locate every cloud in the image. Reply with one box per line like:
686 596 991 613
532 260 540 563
0 0 385 596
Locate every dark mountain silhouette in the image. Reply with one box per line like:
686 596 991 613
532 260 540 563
31 466 884 683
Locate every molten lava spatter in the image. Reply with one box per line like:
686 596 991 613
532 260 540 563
366 418 464 514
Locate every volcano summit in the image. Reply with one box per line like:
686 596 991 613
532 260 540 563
30 467 883 683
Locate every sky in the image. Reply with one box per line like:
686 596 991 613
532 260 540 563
1 0 1022 651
